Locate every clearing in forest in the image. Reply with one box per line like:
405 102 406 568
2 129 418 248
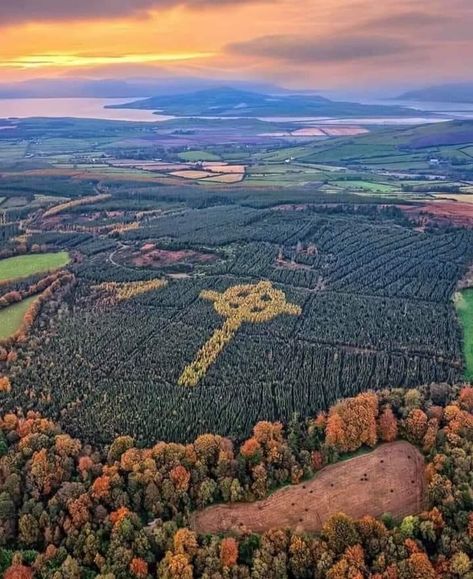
455 289 473 380
0 251 70 282
191 441 426 534
0 296 38 340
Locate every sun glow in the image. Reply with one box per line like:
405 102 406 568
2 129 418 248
1 51 216 69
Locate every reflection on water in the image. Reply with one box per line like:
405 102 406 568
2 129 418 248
0 98 173 122
0 97 471 125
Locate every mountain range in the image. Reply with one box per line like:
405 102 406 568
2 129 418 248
109 87 412 118
399 82 473 103
0 77 289 99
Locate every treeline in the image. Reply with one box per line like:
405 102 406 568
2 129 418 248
1 384 473 577
0 222 19 247
0 271 68 309
0 272 75 351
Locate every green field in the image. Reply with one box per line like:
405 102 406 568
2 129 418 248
178 150 221 162
0 251 70 282
455 289 473 380
0 295 38 340
334 180 397 193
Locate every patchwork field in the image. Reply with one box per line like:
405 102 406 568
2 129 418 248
191 441 426 534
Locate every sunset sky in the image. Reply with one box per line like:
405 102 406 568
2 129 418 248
1 0 472 93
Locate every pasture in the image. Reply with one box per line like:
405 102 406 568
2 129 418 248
0 251 70 282
0 295 38 340
456 289 473 380
178 150 221 162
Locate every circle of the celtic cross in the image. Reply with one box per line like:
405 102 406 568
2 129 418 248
210 281 299 323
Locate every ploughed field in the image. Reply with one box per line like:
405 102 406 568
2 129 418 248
191 441 426 534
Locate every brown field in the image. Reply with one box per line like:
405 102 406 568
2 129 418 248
204 173 245 183
9 167 172 183
322 127 369 136
132 248 216 267
401 200 473 227
204 164 246 174
191 441 425 535
291 128 326 137
434 193 473 204
170 170 214 179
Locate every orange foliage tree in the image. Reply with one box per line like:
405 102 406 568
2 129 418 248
220 537 238 568
130 557 148 578
170 465 191 492
326 393 379 452
377 406 398 442
0 376 11 393
4 564 34 579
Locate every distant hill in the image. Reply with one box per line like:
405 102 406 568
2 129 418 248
333 119 473 150
399 83 473 103
0 78 288 99
109 86 413 117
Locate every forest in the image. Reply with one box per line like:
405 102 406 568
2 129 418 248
0 115 473 577
1 383 473 578
1 192 473 443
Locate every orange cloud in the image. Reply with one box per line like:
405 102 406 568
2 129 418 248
0 0 472 90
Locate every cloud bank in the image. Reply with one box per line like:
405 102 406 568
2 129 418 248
0 0 271 24
227 34 413 64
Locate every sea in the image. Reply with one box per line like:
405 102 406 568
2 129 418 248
0 97 473 125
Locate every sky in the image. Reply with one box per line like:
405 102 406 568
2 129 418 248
0 0 472 94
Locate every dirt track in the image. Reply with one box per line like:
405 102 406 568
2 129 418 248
190 441 426 535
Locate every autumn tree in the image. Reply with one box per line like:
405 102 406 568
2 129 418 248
323 513 360 554
403 409 428 445
159 552 193 579
400 553 437 579
0 376 11 394
130 557 149 577
377 406 398 442
4 563 34 579
326 393 378 452
220 537 238 568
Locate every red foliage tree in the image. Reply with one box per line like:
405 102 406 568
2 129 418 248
377 406 398 442
130 557 148 577
240 437 262 460
4 564 34 579
170 465 191 492
220 537 238 568
459 387 473 412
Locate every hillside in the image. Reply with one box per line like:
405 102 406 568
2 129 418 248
399 82 473 103
110 86 413 117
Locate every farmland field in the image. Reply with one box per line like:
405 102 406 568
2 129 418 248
0 295 38 339
0 251 70 281
333 180 397 193
455 289 473 380
191 441 425 534
178 150 221 161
